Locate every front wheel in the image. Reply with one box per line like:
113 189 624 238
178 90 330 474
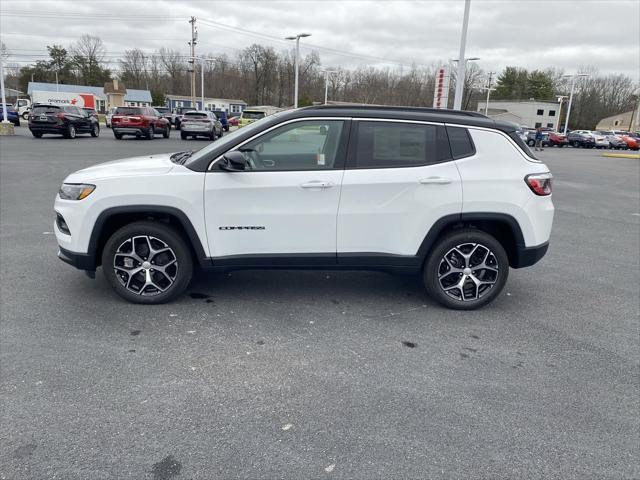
90 124 100 137
572 140 580 148
163 125 170 138
101 221 193 304
22 112 29 120
423 229 509 310
527 139 535 147
146 125 155 140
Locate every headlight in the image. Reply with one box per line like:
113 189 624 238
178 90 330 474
59 183 95 200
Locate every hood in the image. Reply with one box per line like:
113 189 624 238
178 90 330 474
65 153 177 182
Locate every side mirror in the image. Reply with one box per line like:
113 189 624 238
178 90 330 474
220 151 248 171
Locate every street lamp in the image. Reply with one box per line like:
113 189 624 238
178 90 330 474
321 69 336 104
556 95 568 133
285 33 311 108
450 57 480 110
562 73 589 135
453 0 472 110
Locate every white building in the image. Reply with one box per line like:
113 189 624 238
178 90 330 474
164 94 247 114
479 100 562 129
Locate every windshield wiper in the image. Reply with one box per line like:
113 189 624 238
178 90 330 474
170 151 194 165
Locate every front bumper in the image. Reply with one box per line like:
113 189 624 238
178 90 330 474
58 246 95 271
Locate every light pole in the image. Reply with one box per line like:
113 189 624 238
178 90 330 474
453 0 472 110
451 56 480 110
556 95 568 133
483 71 496 115
285 33 311 108
562 73 589 135
0 53 14 135
321 69 336 104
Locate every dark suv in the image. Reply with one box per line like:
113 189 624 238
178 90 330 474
566 130 595 148
29 104 99 139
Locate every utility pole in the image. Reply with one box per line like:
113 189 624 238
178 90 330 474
453 0 471 110
188 16 197 108
484 71 495 115
563 73 588 135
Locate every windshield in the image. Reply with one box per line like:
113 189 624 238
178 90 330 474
185 111 286 167
155 107 169 113
242 111 266 120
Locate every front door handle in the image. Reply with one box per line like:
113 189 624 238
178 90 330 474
419 176 452 185
300 181 333 189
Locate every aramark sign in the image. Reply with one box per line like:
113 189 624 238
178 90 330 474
31 91 96 109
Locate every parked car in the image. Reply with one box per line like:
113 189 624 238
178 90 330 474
111 106 170 140
595 130 627 149
153 106 174 126
526 130 549 147
619 132 640 150
590 131 610 149
238 108 267 127
547 132 569 147
173 107 197 130
29 104 99 138
566 130 596 148
0 103 20 126
53 105 553 310
105 107 117 128
213 110 230 131
82 107 99 121
228 115 240 127
180 111 223 140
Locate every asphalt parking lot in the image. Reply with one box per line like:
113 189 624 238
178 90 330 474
1 125 638 479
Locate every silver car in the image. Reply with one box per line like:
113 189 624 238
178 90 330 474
595 130 627 149
179 111 223 140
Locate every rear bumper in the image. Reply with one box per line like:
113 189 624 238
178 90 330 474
29 124 65 133
512 241 549 268
113 126 147 135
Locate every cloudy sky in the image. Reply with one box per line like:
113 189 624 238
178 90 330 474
1 0 639 79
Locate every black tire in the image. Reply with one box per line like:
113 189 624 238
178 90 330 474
146 125 154 140
527 139 535 147
209 131 216 141
65 124 76 139
114 132 123 140
224 125 229 132
22 112 29 120
163 125 170 138
31 131 42 138
14 119 20 127
101 221 193 304
558 144 564 148
181 131 187 140
423 229 509 310
572 140 580 148
90 124 100 137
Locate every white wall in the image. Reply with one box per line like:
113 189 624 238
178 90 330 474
481 102 561 129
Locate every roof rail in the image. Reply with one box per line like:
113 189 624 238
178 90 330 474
304 104 488 118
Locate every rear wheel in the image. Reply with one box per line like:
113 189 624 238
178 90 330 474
181 131 187 140
90 124 100 137
101 221 193 304
423 229 509 310
163 125 170 138
114 132 123 140
31 131 42 138
572 140 580 148
146 125 154 140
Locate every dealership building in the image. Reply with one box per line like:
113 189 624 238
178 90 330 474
26 81 152 113
164 94 247 114
479 100 562 129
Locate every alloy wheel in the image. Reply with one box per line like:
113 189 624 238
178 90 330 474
113 235 178 296
437 242 499 302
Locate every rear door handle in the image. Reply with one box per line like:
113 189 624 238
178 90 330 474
300 181 333 189
419 177 452 185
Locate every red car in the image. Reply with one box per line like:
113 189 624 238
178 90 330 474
111 106 170 140
228 116 240 127
619 133 640 150
548 132 569 147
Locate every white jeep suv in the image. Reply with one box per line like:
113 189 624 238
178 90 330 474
54 106 554 310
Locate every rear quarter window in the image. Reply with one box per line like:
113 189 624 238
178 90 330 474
446 127 476 159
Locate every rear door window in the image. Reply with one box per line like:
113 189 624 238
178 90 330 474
32 106 61 114
352 121 451 168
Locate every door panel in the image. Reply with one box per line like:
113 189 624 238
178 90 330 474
204 119 348 258
337 121 462 257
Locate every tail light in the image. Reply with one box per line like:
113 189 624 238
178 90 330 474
525 173 552 196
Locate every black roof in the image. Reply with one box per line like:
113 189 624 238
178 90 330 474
283 105 516 133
